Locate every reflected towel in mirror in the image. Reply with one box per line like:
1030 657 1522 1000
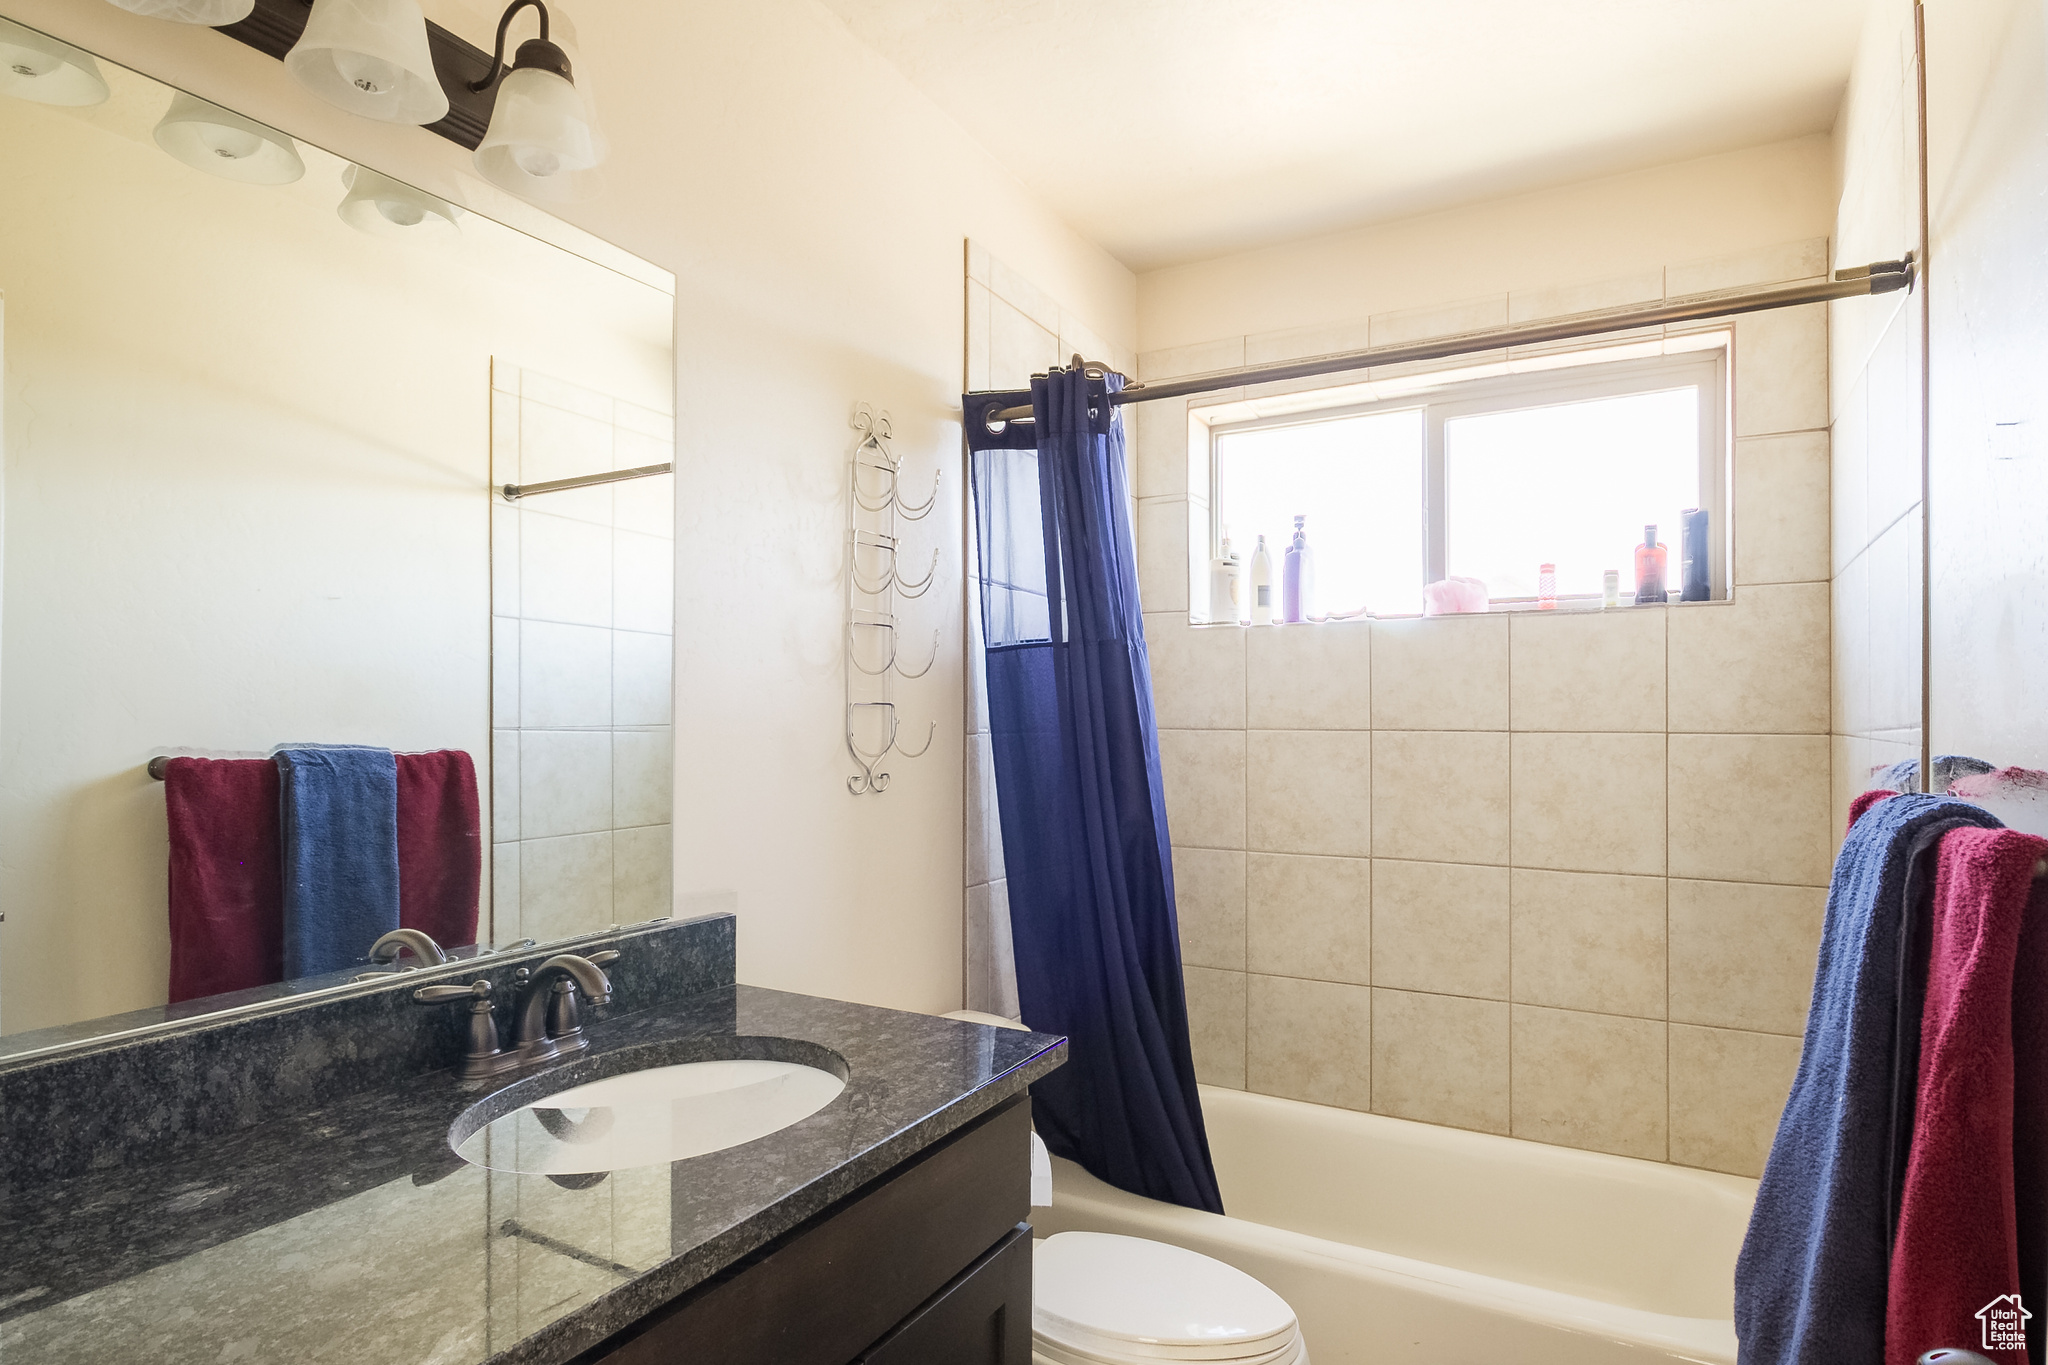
164 757 284 1002
276 746 401 979
395 749 481 956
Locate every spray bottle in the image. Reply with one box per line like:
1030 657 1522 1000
1249 535 1274 625
1209 529 1243 624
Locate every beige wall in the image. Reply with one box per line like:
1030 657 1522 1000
0 61 668 1034
0 0 1135 1018
1137 135 1838 355
1131 234 1839 1176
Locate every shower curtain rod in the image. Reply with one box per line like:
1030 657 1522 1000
980 257 1915 427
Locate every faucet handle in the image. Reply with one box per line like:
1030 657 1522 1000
414 980 517 1081
414 980 491 1005
587 949 620 967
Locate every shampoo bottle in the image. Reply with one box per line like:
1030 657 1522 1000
1281 515 1315 623
1633 525 1668 605
1209 531 1244 624
1679 508 1710 602
1249 535 1274 625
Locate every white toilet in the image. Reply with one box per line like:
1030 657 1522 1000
938 1013 1309 1365
1032 1231 1308 1365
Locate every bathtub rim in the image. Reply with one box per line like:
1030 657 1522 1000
1044 1154 1739 1365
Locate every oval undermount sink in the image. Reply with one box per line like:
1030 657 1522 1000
454 1059 847 1175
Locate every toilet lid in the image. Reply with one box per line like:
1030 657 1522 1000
1033 1328 1304 1365
1033 1233 1298 1360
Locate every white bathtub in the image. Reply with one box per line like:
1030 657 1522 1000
1030 1086 1755 1365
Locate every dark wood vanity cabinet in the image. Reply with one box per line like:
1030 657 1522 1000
580 1097 1034 1365
857 1225 1031 1364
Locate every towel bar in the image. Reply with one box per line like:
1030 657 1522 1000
501 461 671 501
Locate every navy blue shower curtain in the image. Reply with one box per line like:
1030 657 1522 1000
964 366 1223 1214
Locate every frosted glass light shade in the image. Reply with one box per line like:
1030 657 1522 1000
0 17 111 106
285 0 448 126
473 64 601 202
103 0 257 25
154 92 305 184
338 163 461 239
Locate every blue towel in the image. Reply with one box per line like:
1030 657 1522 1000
1735 793 2003 1365
275 746 400 980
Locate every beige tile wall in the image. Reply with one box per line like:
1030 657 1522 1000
1135 242 1835 1177
1829 298 1921 827
1829 1 1922 831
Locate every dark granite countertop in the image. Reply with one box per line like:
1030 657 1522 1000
0 984 1066 1365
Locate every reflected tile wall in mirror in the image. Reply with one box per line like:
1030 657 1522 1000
491 364 676 946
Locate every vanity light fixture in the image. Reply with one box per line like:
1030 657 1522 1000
337 163 461 238
154 91 305 184
102 0 256 26
285 0 449 126
468 0 602 202
0 16 111 106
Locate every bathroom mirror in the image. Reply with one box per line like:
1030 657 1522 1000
0 15 676 1044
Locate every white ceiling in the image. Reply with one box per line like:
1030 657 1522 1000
816 0 1871 271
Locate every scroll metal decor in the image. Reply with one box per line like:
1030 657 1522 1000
844 404 938 794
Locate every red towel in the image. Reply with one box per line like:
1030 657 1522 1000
2013 886 2048 1365
164 757 284 1003
1886 826 2048 1365
395 750 481 953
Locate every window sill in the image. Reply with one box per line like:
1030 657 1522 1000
1189 595 1738 627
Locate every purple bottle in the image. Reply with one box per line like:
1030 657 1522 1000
1281 515 1313 623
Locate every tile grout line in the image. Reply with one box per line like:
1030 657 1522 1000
1367 625 1381 1115
607 398 620 924
1505 616 1515 1137
1663 592 1673 1161
1242 635 1251 1093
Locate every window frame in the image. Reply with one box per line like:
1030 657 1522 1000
1204 348 1731 612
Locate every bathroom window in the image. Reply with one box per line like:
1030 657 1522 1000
1208 351 1727 617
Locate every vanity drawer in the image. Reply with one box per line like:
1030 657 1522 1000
856 1223 1031 1365
582 1096 1030 1365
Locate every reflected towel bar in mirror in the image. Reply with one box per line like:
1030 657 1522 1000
501 461 672 501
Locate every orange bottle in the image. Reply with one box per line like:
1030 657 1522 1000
1633 525 1668 605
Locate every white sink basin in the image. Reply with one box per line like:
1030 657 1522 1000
455 1059 847 1175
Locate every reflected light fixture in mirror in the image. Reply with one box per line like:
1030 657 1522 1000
0 16 110 105
338 162 460 238
470 0 602 202
154 91 305 184
285 0 449 125
102 0 256 25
